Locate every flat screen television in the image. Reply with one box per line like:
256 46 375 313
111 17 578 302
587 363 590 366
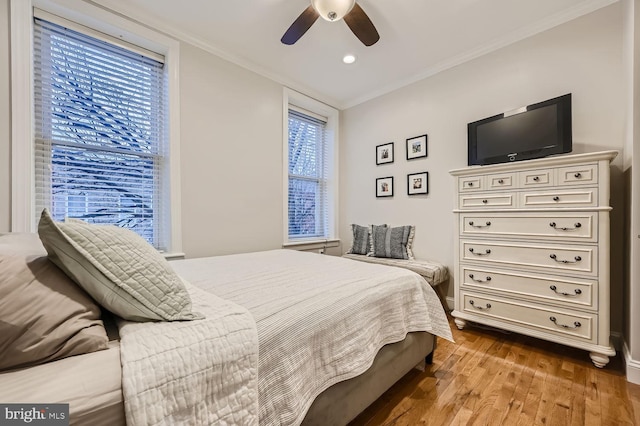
467 94 572 166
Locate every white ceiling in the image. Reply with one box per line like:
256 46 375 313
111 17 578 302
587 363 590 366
91 0 617 109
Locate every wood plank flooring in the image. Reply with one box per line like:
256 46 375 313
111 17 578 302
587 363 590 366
350 316 640 426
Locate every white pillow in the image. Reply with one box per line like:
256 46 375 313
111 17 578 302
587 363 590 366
38 209 203 322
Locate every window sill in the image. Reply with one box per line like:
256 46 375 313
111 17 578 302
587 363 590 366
163 252 186 261
282 239 340 251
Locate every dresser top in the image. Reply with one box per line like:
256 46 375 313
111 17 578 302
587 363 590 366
449 150 618 176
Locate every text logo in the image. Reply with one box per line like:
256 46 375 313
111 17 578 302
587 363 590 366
0 404 68 426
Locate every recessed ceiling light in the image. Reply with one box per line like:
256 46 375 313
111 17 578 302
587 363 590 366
343 54 356 64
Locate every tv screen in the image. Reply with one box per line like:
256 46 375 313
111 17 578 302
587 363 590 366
468 94 572 166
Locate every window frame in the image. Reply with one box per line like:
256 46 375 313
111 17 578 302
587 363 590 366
282 88 339 248
10 0 183 256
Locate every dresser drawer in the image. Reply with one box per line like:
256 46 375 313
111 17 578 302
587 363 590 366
460 292 596 343
461 240 597 275
460 212 597 242
459 175 484 192
518 168 554 188
460 266 596 309
557 164 598 186
459 193 515 209
520 188 598 208
487 172 516 190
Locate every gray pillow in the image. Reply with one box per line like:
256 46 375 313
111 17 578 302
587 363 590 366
369 225 415 260
0 233 108 371
347 224 386 255
37 209 203 322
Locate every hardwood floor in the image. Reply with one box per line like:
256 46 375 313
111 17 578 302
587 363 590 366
351 316 640 426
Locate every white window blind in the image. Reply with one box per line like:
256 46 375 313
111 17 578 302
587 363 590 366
33 16 168 249
287 108 329 239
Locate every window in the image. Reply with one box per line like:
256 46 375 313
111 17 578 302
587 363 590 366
284 89 339 244
33 15 168 249
287 109 327 239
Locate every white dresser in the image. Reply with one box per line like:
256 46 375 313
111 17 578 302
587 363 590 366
450 151 617 367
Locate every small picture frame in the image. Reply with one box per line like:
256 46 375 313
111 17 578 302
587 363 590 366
376 176 394 197
406 134 428 160
407 172 428 195
376 142 394 165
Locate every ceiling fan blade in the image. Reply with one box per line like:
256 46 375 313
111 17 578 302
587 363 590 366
281 5 320 45
343 3 379 46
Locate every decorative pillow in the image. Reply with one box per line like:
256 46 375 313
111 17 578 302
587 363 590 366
38 209 203 322
0 233 108 371
347 224 386 255
368 225 415 260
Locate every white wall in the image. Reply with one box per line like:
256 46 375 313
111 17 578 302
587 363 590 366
0 0 10 232
340 3 626 336
179 43 284 258
622 0 640 384
0 1 288 256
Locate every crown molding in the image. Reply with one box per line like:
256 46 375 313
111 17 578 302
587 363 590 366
86 0 342 109
342 0 619 109
88 0 618 111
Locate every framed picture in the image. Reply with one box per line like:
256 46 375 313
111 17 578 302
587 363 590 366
376 142 394 165
407 172 428 195
406 134 428 160
376 176 394 197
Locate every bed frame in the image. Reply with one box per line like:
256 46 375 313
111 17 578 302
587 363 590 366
0 331 434 426
303 331 435 425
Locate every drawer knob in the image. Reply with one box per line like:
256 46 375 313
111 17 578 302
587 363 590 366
467 182 473 186
549 285 582 297
553 196 560 202
574 172 582 178
549 316 581 329
549 254 582 264
533 176 540 181
469 248 491 256
469 300 491 310
482 199 488 204
498 179 504 184
469 221 491 228
469 274 491 283
549 222 582 231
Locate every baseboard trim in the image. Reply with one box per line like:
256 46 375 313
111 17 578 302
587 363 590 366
623 340 640 385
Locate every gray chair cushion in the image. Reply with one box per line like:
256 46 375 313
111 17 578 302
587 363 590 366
342 253 448 286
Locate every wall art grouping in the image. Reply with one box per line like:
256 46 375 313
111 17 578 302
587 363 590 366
376 134 429 197
376 177 394 197
406 134 427 160
407 172 428 195
376 142 394 165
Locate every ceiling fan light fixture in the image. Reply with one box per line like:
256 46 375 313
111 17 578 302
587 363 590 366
311 0 356 21
281 1 378 46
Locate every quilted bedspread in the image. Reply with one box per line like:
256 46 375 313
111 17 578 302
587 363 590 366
172 249 453 426
118 280 258 426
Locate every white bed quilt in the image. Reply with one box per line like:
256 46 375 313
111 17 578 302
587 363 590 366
118 280 258 426
172 250 453 426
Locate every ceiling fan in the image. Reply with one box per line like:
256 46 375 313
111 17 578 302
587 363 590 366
281 0 380 47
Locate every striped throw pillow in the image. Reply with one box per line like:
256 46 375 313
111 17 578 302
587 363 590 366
369 225 415 260
347 224 386 255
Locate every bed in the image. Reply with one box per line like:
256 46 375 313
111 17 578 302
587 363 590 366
0 232 452 425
